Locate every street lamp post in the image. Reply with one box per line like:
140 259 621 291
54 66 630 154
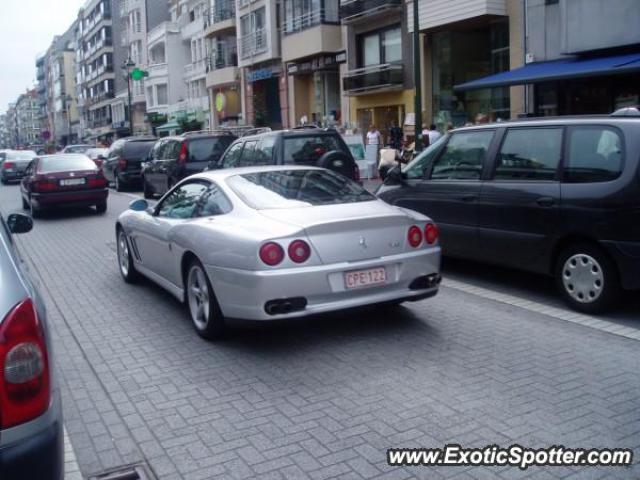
122 58 135 136
413 0 422 152
64 94 72 145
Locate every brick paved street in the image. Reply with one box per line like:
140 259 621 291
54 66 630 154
1 183 639 479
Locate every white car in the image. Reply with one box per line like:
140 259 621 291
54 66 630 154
116 166 441 339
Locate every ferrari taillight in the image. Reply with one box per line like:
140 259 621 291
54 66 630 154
259 242 285 266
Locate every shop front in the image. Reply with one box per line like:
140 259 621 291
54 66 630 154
211 86 242 126
245 64 288 129
287 52 345 127
348 89 414 146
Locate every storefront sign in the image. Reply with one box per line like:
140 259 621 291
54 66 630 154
287 51 347 76
246 68 279 83
215 93 226 112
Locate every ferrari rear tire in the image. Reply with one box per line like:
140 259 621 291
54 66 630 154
186 259 226 340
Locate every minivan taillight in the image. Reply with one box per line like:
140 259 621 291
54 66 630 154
2 162 15 170
0 298 50 429
178 142 188 164
118 157 127 170
354 163 361 184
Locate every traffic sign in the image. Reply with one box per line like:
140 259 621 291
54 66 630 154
130 68 149 81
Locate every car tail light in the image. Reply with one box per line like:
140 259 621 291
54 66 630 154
288 240 311 264
118 157 127 170
353 163 361 184
259 242 285 266
0 298 50 429
2 162 15 170
425 223 439 245
33 180 58 192
178 143 188 164
93 159 103 168
408 225 423 248
88 176 108 188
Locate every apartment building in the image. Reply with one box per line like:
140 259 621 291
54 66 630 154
0 115 9 149
237 0 287 128
15 90 41 146
340 0 414 142
454 0 640 117
5 105 18 148
35 54 49 143
76 0 116 141
204 0 241 128
110 0 170 136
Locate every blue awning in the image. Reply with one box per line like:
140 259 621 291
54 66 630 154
454 53 640 91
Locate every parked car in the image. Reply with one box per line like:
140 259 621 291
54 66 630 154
142 131 237 198
0 209 63 480
0 150 37 184
20 154 108 216
61 144 93 154
377 114 640 312
116 166 441 339
102 136 156 191
215 128 360 182
85 148 109 168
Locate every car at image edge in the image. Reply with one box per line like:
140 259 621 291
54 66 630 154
0 209 63 480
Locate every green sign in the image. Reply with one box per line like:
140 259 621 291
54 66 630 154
130 68 149 81
215 93 226 112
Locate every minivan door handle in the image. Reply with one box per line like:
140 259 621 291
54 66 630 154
459 194 477 203
536 196 556 207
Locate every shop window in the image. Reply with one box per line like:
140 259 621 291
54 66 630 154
358 25 401 68
564 127 623 183
494 128 562 181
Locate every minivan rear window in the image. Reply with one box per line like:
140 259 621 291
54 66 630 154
283 136 345 165
124 141 155 160
188 137 233 162
565 126 623 183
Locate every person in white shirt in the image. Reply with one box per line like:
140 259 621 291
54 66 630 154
366 125 381 146
427 124 442 146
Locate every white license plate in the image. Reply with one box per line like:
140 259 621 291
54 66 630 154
60 178 85 186
344 267 387 289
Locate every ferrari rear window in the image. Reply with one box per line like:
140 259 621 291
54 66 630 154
226 169 374 209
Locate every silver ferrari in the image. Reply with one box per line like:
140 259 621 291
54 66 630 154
116 166 441 339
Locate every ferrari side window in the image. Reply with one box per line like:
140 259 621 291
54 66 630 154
198 184 232 217
158 182 208 219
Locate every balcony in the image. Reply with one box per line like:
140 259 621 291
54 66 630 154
342 63 404 95
85 91 115 107
206 50 239 87
240 29 267 60
84 38 113 60
148 63 168 79
204 1 236 37
339 0 401 23
179 15 205 40
184 60 207 80
281 10 342 62
89 117 113 129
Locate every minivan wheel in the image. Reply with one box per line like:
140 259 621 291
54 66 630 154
186 259 226 340
115 171 124 192
555 243 619 313
143 176 153 199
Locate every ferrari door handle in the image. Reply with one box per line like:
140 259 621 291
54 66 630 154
459 194 477 202
536 197 555 207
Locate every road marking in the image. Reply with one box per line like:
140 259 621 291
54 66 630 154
442 278 640 342
64 427 83 480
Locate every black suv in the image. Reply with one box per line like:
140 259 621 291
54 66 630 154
377 114 640 313
142 131 237 198
215 128 360 181
103 136 157 191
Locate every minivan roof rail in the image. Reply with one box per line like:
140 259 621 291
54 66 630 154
241 127 272 137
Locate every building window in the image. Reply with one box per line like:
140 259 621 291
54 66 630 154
156 84 168 105
146 86 155 107
358 25 401 67
240 7 267 58
283 0 339 35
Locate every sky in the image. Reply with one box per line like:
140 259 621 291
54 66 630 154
0 0 85 113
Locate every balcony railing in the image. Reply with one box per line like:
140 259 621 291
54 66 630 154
185 60 206 77
89 117 113 128
339 0 401 22
283 7 339 35
204 1 236 28
240 29 267 59
342 63 404 94
85 91 115 107
206 47 238 72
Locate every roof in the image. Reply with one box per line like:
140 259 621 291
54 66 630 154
453 115 640 132
454 52 640 91
191 165 324 182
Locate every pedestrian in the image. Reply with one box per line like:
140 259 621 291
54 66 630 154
366 124 382 179
367 124 381 147
427 124 442 146
475 113 490 124
389 121 403 150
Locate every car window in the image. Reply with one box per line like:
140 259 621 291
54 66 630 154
124 141 156 160
150 140 165 161
197 183 233 216
162 140 180 160
564 126 623 183
187 138 228 162
283 135 345 165
403 135 447 179
430 131 494 180
157 182 208 219
222 142 244 168
109 140 124 157
238 141 257 166
39 155 97 173
494 128 563 181
255 136 276 165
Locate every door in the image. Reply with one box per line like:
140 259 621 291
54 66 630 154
390 130 495 259
477 126 563 271
144 139 166 192
154 139 181 194
237 140 257 167
103 140 124 183
133 181 209 284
